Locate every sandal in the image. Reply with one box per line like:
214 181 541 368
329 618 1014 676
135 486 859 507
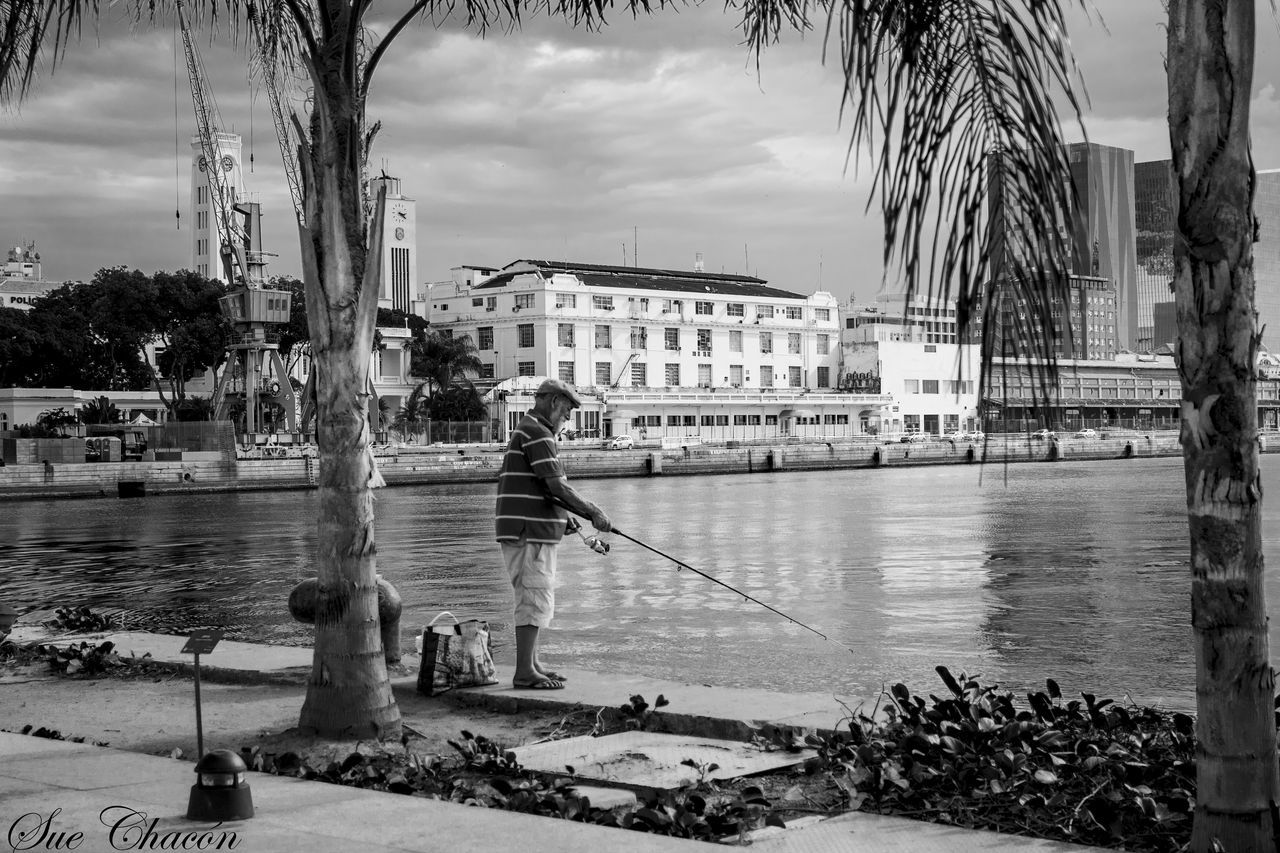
513 677 565 690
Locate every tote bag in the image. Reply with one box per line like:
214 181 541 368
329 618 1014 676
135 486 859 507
416 611 499 696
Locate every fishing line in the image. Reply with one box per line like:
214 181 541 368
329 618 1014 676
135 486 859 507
549 496 856 655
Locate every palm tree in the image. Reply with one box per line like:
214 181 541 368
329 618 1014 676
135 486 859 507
393 383 431 441
79 396 121 425
410 332 483 405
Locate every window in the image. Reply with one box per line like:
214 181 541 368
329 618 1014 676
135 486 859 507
556 293 577 308
904 378 920 394
631 362 647 386
922 379 939 394
663 298 682 313
635 297 649 312
727 303 745 317
472 297 484 307
729 330 743 352
480 364 494 379
788 366 802 387
558 324 575 347
788 333 801 354
765 414 778 425
486 296 497 311
759 332 772 354
695 300 714 315
816 334 829 355
515 293 534 309
439 328 453 339
558 362 575 383
664 328 679 350
784 306 803 320
701 415 715 426
668 415 682 427
760 366 773 388
477 327 494 350
715 415 729 426
698 364 712 387
814 308 830 322
593 295 614 311
595 362 611 385
665 364 680 385
646 415 662 427
631 326 647 349
697 329 712 351
595 326 612 348
817 366 830 388
517 361 536 376
734 415 748 426
756 305 774 320
729 365 744 386
517 324 534 348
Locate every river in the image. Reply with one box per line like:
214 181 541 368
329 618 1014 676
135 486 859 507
3 456 1274 710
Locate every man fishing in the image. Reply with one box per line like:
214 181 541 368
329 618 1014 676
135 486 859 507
495 378 612 690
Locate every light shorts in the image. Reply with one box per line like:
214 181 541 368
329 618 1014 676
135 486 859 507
501 537 559 628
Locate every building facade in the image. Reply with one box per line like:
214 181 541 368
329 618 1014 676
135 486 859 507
429 260 891 441
968 274 1119 362
1252 170 1280 353
1 242 64 310
368 175 424 318
1133 159 1176 351
189 133 248 283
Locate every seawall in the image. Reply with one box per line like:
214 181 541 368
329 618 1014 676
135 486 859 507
0 431 1218 502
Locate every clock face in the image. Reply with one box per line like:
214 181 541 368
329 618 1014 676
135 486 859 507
394 227 405 241
221 155 235 172
197 156 208 172
392 204 408 221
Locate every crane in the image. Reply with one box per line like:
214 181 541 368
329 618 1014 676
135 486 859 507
175 0 297 439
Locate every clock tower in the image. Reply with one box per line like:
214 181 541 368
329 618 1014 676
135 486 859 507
189 132 246 285
367 174 420 316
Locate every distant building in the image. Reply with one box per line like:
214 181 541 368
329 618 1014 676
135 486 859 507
1252 170 1280 353
429 259 890 441
1134 159 1176 352
367 174 424 318
841 294 980 436
967 274 1118 362
1 242 70 311
988 142 1136 351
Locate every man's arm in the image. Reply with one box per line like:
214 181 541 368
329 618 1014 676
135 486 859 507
544 475 612 532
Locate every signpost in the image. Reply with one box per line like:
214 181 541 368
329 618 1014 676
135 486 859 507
181 629 223 758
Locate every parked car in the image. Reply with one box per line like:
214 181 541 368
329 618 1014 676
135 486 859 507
605 435 635 450
1031 429 1057 441
907 432 931 443
961 430 985 442
1074 428 1099 439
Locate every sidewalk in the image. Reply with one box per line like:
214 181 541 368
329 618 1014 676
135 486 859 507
1 631 1113 853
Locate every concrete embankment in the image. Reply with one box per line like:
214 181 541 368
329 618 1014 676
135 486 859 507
0 431 1204 501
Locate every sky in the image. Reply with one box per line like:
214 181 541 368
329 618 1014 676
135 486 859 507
5 1 1280 307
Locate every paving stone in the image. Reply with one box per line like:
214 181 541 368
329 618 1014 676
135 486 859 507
510 731 813 791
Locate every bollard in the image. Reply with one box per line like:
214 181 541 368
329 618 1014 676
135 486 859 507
289 575 403 663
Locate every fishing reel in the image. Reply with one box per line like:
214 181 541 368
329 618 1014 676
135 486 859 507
566 516 610 554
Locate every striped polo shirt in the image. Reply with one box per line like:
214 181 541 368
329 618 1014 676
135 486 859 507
495 412 569 543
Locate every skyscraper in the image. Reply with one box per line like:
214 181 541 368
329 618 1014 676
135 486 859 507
1065 143 1137 351
1134 159 1176 351
1253 170 1280 352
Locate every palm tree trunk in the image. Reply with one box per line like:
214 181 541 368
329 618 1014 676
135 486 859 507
294 20 400 739
1168 2 1276 848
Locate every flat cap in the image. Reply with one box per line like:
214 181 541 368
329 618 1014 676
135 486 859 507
535 378 582 408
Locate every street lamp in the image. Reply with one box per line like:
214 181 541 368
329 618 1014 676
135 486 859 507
187 749 254 821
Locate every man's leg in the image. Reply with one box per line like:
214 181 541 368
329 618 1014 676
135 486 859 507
514 624 540 683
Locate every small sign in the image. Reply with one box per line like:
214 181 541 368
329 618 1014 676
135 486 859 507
181 629 224 656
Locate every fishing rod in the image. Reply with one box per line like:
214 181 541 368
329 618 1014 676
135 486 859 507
551 496 854 654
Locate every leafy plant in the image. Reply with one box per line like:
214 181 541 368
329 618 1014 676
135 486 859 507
804 667 1196 853
43 606 117 634
31 640 132 676
616 694 669 731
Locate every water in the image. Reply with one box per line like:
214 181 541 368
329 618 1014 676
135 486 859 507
3 456 1273 709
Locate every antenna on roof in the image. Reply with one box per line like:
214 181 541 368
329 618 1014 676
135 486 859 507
744 244 749 273
695 252 704 273
633 226 638 268
622 242 627 266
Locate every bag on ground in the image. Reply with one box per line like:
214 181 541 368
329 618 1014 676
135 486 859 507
416 611 498 696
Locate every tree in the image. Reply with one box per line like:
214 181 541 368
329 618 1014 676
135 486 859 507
145 270 229 413
410 332 483 405
430 380 487 422
79 395 121 424
1166 3 1276 847
392 382 431 440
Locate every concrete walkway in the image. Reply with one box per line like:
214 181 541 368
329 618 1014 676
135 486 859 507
1 631 1114 853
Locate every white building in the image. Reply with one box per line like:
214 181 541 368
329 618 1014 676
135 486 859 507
368 174 425 318
841 293 980 436
430 259 892 441
1 242 65 310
